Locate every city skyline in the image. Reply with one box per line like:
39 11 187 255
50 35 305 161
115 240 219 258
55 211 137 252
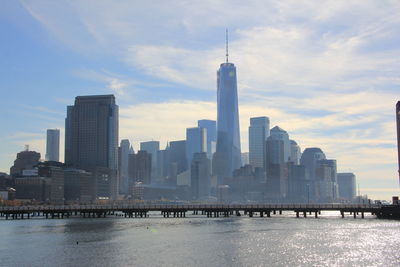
0 1 399 200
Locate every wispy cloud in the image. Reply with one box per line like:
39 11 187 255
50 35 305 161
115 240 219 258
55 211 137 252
16 0 400 199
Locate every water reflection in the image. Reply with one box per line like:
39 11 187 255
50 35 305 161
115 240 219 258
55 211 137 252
0 215 400 266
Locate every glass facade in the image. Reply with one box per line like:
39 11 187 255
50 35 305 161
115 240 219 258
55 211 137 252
215 62 242 179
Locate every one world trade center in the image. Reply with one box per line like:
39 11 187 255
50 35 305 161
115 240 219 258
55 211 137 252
214 30 242 184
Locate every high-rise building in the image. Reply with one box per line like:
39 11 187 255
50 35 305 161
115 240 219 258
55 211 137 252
169 140 187 175
45 129 60 162
128 150 152 187
64 94 119 199
300 148 326 181
249 116 270 169
140 141 160 182
289 140 301 165
118 139 131 195
315 159 338 201
186 127 206 167
191 152 211 200
214 34 242 182
266 126 290 165
337 172 356 200
198 120 217 159
300 147 326 202
397 101 400 184
241 152 249 165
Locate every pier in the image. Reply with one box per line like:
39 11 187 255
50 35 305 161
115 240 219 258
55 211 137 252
1 203 398 220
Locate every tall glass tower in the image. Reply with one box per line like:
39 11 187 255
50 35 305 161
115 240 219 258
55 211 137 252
214 31 242 182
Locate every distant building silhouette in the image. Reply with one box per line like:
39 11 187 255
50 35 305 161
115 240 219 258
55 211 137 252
168 140 188 176
198 120 217 159
128 150 152 188
118 139 131 195
300 148 326 181
337 172 356 201
397 101 400 183
191 152 211 200
186 127 206 168
10 149 40 176
45 129 60 162
249 116 269 170
315 159 338 202
140 141 160 182
289 140 301 165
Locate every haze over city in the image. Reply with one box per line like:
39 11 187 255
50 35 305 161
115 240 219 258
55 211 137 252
1 1 399 200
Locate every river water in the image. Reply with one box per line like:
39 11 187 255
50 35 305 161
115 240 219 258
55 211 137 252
0 211 399 267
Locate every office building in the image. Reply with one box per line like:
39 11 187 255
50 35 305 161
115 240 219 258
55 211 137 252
337 172 356 200
289 140 301 165
118 139 131 195
214 34 242 182
397 101 400 183
140 141 160 182
249 116 269 169
128 150 152 188
169 140 188 175
64 94 119 199
10 148 41 177
198 120 217 159
190 152 211 200
45 129 60 162
186 127 206 167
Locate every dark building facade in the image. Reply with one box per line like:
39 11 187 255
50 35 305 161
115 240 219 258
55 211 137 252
65 95 118 199
10 150 41 176
128 150 152 191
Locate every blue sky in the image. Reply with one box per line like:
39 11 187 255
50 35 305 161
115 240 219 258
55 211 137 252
0 0 399 200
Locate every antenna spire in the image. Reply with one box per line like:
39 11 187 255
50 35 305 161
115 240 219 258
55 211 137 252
226 28 229 63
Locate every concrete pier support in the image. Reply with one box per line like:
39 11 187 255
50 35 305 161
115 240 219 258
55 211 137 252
341 211 344 218
296 212 299 218
303 211 307 218
267 211 271 217
361 212 364 219
279 210 282 215
315 211 318 218
260 212 264 217
353 212 356 218
273 210 276 215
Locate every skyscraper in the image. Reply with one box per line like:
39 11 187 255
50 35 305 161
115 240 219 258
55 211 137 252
191 152 211 200
337 172 356 200
266 126 290 165
289 140 301 165
249 116 270 169
168 140 188 177
140 141 160 182
198 120 217 159
45 129 60 162
397 101 400 184
118 139 131 194
186 127 207 167
214 31 242 182
65 94 119 199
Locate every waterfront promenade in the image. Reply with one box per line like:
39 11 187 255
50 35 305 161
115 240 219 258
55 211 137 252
1 203 398 220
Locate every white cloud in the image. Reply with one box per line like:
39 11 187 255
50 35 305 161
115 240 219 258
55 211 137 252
16 0 400 199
